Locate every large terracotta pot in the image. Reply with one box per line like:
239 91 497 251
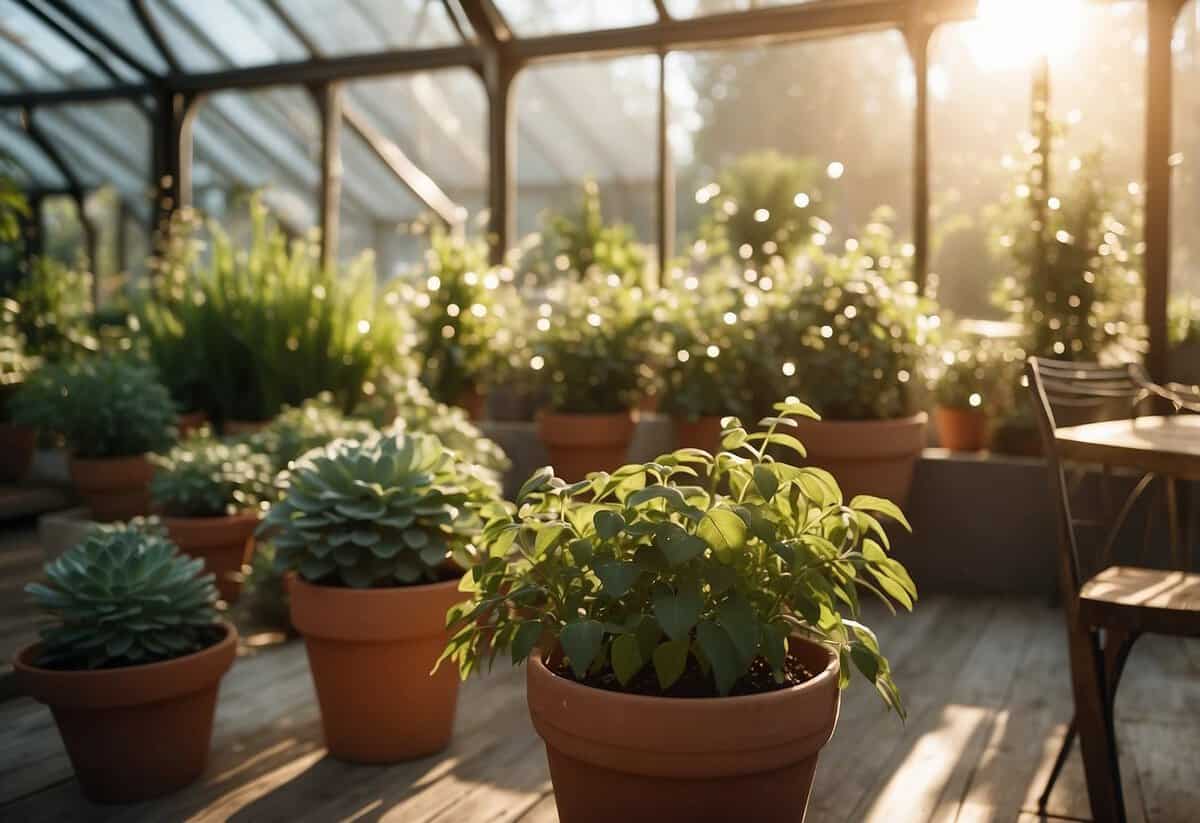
163 512 260 602
672 415 724 454
0 422 36 482
290 576 466 763
68 454 155 522
176 411 209 438
934 406 989 452
528 636 840 823
537 410 636 482
789 413 927 504
13 622 237 804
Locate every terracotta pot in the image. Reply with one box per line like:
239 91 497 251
528 635 840 823
0 422 37 482
177 411 209 438
456 387 487 421
222 419 271 436
788 413 927 505
163 512 260 602
537 410 636 482
290 576 466 763
13 622 237 804
934 406 989 452
68 454 155 522
672 415 724 454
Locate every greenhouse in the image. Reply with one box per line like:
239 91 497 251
0 1 1199 821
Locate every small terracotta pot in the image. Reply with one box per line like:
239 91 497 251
528 636 840 823
537 410 636 482
163 512 260 602
222 419 271 436
456 387 487 421
13 622 237 804
788 413 927 505
0 422 37 482
672 415 724 454
290 576 467 763
68 454 155 522
176 411 209 438
935 406 989 452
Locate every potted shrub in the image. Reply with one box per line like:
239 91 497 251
442 400 916 823
530 270 656 481
151 435 275 602
931 336 1011 452
11 358 176 521
765 217 938 503
0 297 38 482
261 431 502 762
13 521 235 803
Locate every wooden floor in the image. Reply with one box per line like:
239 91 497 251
2 523 1199 822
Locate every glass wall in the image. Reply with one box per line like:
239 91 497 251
1172 0 1200 379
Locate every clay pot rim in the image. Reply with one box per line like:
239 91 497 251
795 411 929 429
14 620 236 688
290 574 463 598
529 635 838 709
934 404 987 414
159 510 262 527
68 452 153 465
290 574 466 643
537 409 637 425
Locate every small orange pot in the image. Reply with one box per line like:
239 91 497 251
68 454 155 522
788 413 927 505
527 636 840 823
0 422 36 482
163 512 260 602
13 622 237 804
222 419 271 436
672 415 725 454
290 576 467 763
537 410 636 482
935 406 989 452
456 387 487 421
176 411 209 438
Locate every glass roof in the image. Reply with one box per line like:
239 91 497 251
494 0 657 36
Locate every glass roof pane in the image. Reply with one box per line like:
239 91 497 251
145 0 308 72
494 0 657 36
58 0 168 75
664 0 834 16
0 117 68 189
277 0 461 55
0 1 112 90
30 3 143 82
33 103 150 203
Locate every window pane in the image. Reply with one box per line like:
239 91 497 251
494 0 656 36
0 118 68 189
1173 0 1200 380
145 0 307 72
32 103 151 214
277 0 462 53
58 0 169 75
0 2 112 89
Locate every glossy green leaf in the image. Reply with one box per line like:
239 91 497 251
652 639 689 690
611 634 643 686
559 620 604 679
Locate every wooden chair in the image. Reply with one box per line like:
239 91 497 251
1026 357 1200 823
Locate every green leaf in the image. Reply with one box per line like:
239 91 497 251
559 620 604 679
534 524 567 557
697 508 748 562
721 428 748 450
594 561 641 598
635 616 661 660
517 467 554 503
653 522 707 566
715 593 759 666
568 538 593 564
765 432 807 457
761 622 787 672
868 567 914 610
512 621 543 665
593 510 625 540
696 620 742 696
652 585 702 642
610 634 643 686
850 495 912 532
753 465 779 501
850 643 881 682
652 639 689 690
773 399 820 420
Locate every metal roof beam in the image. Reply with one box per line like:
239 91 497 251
44 0 161 78
129 0 182 73
16 0 123 83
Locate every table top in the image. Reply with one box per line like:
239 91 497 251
1055 415 1200 479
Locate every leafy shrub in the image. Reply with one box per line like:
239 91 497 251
529 270 656 414
151 435 275 517
246 394 376 472
5 258 97 361
384 375 510 477
10 357 176 458
442 400 915 710
932 335 1020 413
25 520 221 669
0 297 36 421
262 432 503 588
526 179 648 286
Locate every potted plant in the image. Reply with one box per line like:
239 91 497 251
442 400 916 823
260 431 502 762
656 270 768 453
151 435 275 602
13 521 235 803
530 270 656 481
0 297 38 482
10 358 176 521
765 216 938 503
931 335 1013 452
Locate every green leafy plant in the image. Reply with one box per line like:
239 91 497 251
261 432 503 588
528 179 648 286
24 520 221 670
529 270 656 414
10 357 176 458
150 435 275 517
5 258 96 361
242 542 292 632
442 400 916 711
246 394 377 472
764 216 938 420
1 297 37 418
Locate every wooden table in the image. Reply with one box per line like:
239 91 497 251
1055 415 1200 481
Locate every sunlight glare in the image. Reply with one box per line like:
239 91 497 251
968 0 1083 70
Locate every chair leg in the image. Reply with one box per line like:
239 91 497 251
1069 625 1127 823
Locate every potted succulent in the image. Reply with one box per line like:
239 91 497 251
530 270 656 481
10 358 176 521
442 400 915 823
151 435 275 601
260 431 502 763
656 269 768 453
13 521 235 803
0 297 38 482
765 217 938 502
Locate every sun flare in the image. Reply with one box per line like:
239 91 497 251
968 0 1084 70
